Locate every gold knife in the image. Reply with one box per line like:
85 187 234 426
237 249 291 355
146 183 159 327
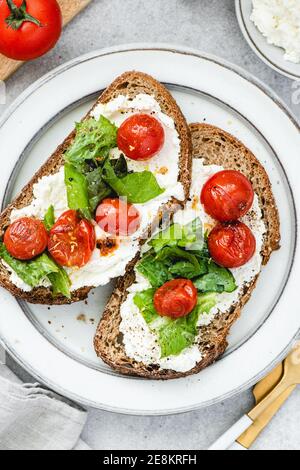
210 343 300 450
237 347 299 448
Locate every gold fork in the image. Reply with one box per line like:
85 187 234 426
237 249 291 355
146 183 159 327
209 342 300 450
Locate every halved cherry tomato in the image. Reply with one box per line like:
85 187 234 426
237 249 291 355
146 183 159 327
154 279 197 319
201 170 254 222
4 217 48 260
208 221 256 268
48 210 95 268
117 114 165 161
0 0 62 61
95 198 141 236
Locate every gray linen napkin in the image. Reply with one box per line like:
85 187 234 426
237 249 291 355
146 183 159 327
0 362 89 450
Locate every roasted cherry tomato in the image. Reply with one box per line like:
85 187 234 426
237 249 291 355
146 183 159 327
4 217 48 260
0 0 62 61
201 170 254 222
48 210 95 268
154 279 198 319
117 113 165 161
95 198 141 236
208 221 256 268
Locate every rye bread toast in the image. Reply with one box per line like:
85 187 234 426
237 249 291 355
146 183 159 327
93 123 280 379
0 72 192 305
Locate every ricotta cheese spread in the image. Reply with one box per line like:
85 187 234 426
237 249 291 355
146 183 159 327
5 94 184 292
251 0 300 63
119 159 266 373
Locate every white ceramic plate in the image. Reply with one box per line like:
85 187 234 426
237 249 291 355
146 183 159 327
236 0 300 80
0 45 299 415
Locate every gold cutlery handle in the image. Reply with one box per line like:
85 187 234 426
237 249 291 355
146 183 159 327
237 385 296 448
249 375 294 421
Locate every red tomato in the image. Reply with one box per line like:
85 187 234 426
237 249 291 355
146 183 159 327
48 210 95 268
117 114 165 161
201 170 254 222
0 0 62 61
96 198 141 236
208 221 256 268
4 217 48 260
154 279 197 319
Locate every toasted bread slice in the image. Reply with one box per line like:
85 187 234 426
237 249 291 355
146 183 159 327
94 123 280 379
0 72 192 305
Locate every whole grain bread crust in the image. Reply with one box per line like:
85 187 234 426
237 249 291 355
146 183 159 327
93 123 280 379
0 72 192 304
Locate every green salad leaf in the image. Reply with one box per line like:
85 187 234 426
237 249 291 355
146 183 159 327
132 218 238 359
65 153 131 217
85 166 112 212
48 267 71 299
43 205 55 231
0 243 71 298
133 288 159 324
102 158 165 204
169 260 206 279
149 223 184 253
155 246 204 278
194 261 237 293
149 218 204 253
65 116 118 166
84 155 129 211
0 245 58 287
63 114 165 213
64 163 91 218
182 217 204 251
111 154 128 178
138 219 236 292
134 290 217 357
136 252 172 288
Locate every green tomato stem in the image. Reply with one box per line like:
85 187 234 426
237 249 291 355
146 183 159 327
5 0 41 30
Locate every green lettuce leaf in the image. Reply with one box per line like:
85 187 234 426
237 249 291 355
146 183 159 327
133 288 158 324
182 217 204 251
193 261 237 293
0 243 71 297
85 166 112 212
149 223 185 253
64 113 165 210
48 267 71 299
134 290 217 358
84 155 128 211
111 154 128 178
155 246 204 276
136 220 237 293
65 115 117 166
168 260 207 279
64 163 91 219
102 158 165 203
0 245 59 287
158 292 217 357
43 205 55 231
149 218 203 253
136 251 172 288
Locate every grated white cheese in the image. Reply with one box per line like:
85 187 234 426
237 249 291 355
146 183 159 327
251 0 300 63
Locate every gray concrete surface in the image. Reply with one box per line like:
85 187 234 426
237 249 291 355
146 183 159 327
1 0 300 451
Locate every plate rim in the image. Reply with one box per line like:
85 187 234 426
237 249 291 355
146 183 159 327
1 43 299 132
0 43 299 415
235 0 300 80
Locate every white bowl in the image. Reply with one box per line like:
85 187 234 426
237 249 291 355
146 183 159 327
236 0 300 80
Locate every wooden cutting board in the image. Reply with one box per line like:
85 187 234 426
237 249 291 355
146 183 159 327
0 0 92 81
